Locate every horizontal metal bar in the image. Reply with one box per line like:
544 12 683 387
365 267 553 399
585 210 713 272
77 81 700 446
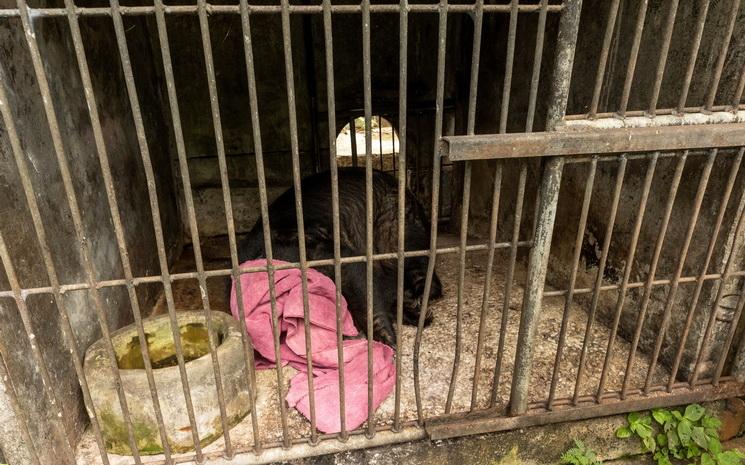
566 104 745 121
0 3 561 17
0 240 532 298
442 122 745 161
543 271 745 297
564 110 745 130
426 380 745 440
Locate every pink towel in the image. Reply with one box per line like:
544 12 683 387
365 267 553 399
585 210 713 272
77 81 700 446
230 259 396 433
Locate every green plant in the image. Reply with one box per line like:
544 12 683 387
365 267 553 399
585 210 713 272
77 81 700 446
560 439 603 465
615 404 745 465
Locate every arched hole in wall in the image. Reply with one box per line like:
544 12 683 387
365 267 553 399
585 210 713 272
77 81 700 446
336 116 400 173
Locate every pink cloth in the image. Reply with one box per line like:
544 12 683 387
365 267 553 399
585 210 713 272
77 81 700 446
230 259 396 433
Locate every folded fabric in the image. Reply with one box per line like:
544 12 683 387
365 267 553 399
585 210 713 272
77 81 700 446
230 259 396 433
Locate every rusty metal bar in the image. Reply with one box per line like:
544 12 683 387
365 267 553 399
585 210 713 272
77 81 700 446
0 240 536 300
0 233 77 464
350 116 359 167
714 288 745 383
197 0 253 453
413 0 447 425
65 0 180 458
678 0 711 112
669 148 745 390
705 0 741 110
573 154 626 405
449 0 486 414
643 150 717 392
618 0 648 116
280 0 318 441
572 153 627 405
15 0 147 458
509 0 583 416
547 157 597 409
471 163 502 410
526 0 549 132
621 153 687 399
648 0 679 114
734 63 745 109
393 0 408 430
239 0 290 446
492 162 527 408
690 185 745 386
427 381 745 441
589 0 621 117
361 0 376 438
596 154 655 399
570 105 745 121
0 351 42 465
0 63 111 465
0 3 563 17
441 123 745 161
320 0 348 440
464 0 487 410
564 111 745 130
378 115 384 170
153 0 226 454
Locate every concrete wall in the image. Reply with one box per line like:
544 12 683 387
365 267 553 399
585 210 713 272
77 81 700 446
0 6 180 463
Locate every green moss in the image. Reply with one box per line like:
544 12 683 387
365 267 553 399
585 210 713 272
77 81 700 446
117 323 214 370
100 410 163 455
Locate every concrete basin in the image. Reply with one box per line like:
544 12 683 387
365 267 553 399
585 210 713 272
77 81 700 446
84 311 252 455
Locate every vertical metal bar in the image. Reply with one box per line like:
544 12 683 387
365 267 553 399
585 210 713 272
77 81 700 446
0 350 42 465
463 0 486 410
239 0 290 446
643 150 716 392
0 236 76 464
378 114 384 170
547 157 597 409
668 148 744 391
733 62 745 109
618 0 649 116
448 0 486 415
589 0 621 117
647 0 679 115
491 162 527 408
15 0 145 459
350 116 359 167
197 0 253 453
393 0 408 430
321 0 348 440
152 0 225 455
690 187 745 387
714 288 745 383
280 0 318 442
621 153 687 399
509 0 583 416
572 154 626 405
677 0 711 112
413 0 447 425
470 163 501 410
526 0 549 132
705 0 742 110
0 64 110 465
361 0 376 439
116 0 262 450
64 0 180 459
498 0 518 134
597 154 655 399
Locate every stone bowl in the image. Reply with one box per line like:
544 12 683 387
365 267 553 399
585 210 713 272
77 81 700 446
83 311 252 455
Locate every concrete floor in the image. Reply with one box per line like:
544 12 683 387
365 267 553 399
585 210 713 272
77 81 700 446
76 234 670 465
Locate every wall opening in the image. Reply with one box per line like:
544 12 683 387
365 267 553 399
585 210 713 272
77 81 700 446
335 116 399 172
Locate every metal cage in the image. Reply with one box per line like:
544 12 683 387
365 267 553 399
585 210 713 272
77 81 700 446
1 0 745 463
